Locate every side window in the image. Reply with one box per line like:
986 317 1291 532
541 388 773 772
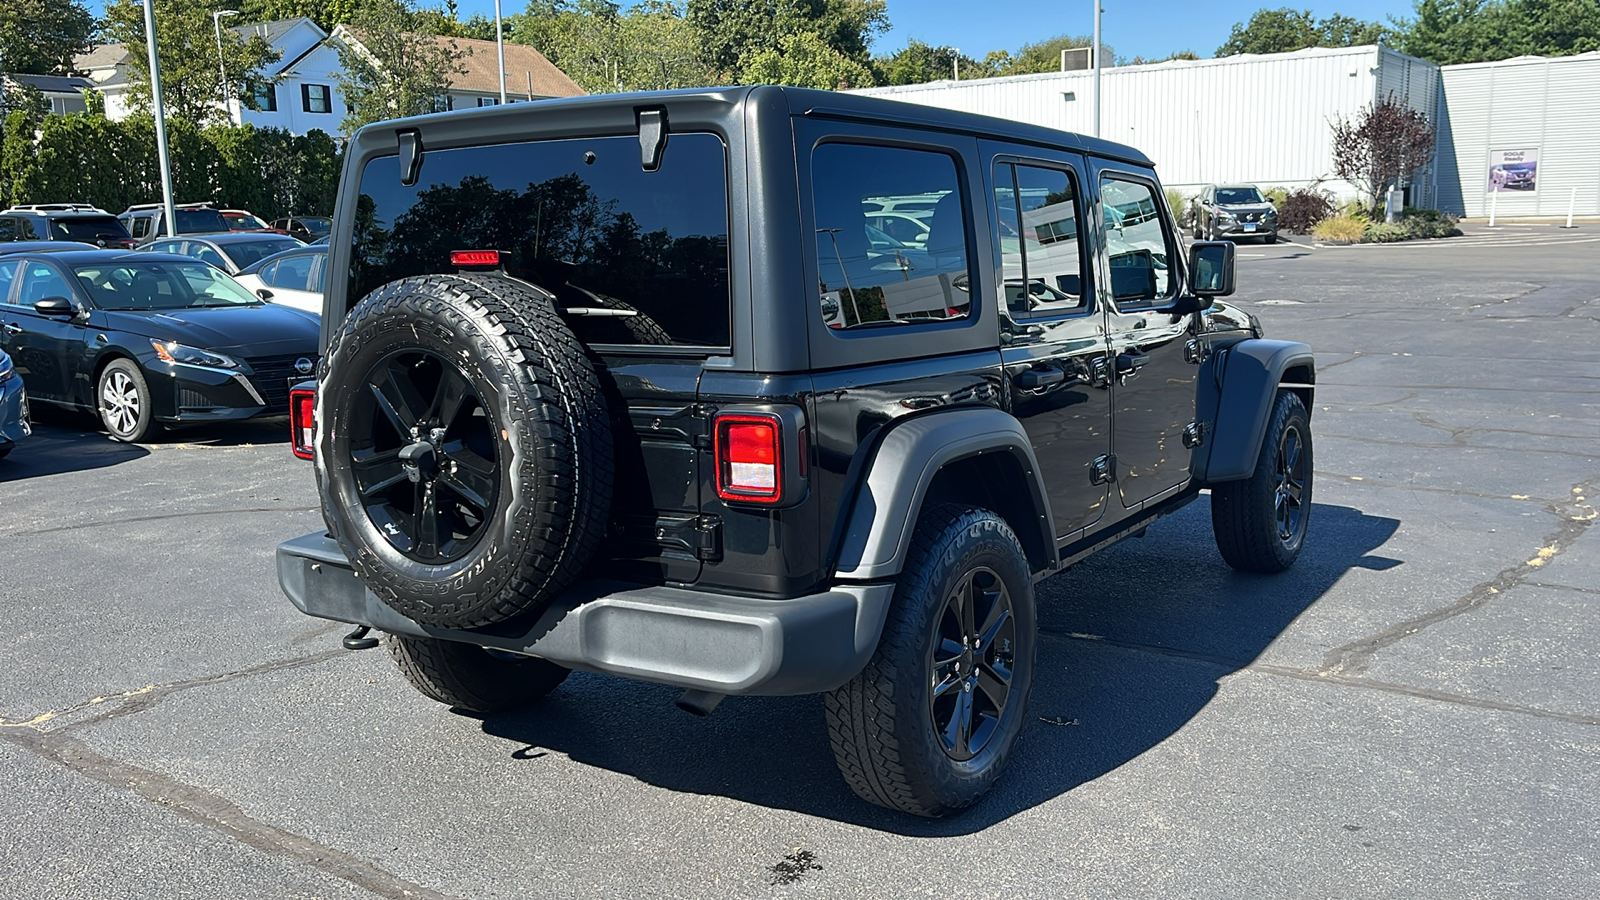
128 216 148 239
994 163 1088 318
812 143 971 330
271 254 314 291
192 244 225 267
19 263 74 306
0 217 15 241
307 255 324 292
148 240 180 255
0 260 21 303
1100 176 1176 307
257 261 279 286
13 217 38 239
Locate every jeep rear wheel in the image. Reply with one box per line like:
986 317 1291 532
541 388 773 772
1211 389 1312 572
388 634 569 713
825 504 1037 817
317 275 612 629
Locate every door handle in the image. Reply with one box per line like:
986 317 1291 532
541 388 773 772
1115 350 1149 373
1015 367 1065 390
3 323 21 335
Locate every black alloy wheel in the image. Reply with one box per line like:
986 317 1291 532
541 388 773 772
350 349 499 564
1272 420 1308 543
929 566 1017 762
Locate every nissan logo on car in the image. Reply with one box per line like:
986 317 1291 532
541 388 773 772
294 357 314 375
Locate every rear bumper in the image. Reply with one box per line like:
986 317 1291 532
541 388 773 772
276 532 894 696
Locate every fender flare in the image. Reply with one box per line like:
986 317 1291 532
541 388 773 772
833 407 1058 581
1194 338 1315 483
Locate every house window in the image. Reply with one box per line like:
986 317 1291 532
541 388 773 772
477 97 499 107
302 84 332 114
432 95 452 113
254 84 277 112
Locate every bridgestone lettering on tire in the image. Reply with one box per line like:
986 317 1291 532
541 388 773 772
316 274 613 629
1211 389 1312 573
824 504 1037 817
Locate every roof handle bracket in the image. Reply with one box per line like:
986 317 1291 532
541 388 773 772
637 107 668 172
398 129 424 186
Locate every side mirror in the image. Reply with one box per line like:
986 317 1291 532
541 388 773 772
1187 241 1236 298
255 288 275 301
33 297 77 317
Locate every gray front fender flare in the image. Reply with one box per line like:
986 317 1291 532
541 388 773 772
833 407 1057 581
1194 338 1315 483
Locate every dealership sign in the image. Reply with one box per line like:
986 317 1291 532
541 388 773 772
1488 148 1538 193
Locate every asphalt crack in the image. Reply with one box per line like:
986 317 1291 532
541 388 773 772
0 726 456 899
1319 479 1598 677
3 506 320 538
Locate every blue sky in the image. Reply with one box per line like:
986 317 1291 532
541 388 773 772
443 0 1417 63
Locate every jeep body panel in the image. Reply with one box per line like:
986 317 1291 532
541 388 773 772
1192 338 1316 483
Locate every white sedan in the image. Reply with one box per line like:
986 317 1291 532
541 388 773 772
233 246 326 315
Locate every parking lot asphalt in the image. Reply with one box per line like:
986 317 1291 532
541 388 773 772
2 224 1597 899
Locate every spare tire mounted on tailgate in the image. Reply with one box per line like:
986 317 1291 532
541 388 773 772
316 274 612 629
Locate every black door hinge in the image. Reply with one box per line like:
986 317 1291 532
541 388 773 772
1091 454 1116 485
1182 422 1204 449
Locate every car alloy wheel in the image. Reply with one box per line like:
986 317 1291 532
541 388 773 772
100 369 140 436
1273 422 1308 542
928 565 1017 762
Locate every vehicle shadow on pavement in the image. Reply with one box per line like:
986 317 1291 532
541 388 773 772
0 414 148 481
477 499 1401 835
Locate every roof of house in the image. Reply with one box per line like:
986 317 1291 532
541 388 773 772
231 17 317 46
74 43 130 72
6 74 95 94
424 35 585 98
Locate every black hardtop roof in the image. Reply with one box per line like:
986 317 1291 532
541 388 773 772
356 85 1153 167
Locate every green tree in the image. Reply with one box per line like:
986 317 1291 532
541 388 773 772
1217 7 1389 56
236 0 364 32
686 0 888 79
873 40 990 85
741 30 873 88
335 0 469 132
1392 0 1600 65
990 34 1105 75
0 0 96 75
505 1 708 93
622 2 711 91
104 0 280 125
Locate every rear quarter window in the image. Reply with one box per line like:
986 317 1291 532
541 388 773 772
348 132 732 348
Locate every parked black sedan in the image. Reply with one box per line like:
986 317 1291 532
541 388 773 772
0 250 319 442
0 347 28 460
144 232 306 275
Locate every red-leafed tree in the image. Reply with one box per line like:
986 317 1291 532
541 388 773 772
1331 96 1436 217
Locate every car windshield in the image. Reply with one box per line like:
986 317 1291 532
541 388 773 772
1216 187 1264 205
300 218 331 235
73 261 262 310
227 238 302 266
50 216 132 242
226 213 271 230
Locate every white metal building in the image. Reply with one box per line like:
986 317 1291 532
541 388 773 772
1434 52 1600 218
852 45 1442 208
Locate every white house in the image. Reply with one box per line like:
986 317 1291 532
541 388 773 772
73 17 585 136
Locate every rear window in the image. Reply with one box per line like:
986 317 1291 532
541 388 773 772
49 216 131 242
227 238 302 267
299 217 331 235
350 132 731 348
176 209 230 234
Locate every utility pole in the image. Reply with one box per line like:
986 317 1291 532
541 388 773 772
495 0 507 104
1092 1 1102 137
144 0 177 237
212 10 239 120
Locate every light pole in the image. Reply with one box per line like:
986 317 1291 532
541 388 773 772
213 10 240 119
951 48 961 81
1091 1 1102 137
144 0 177 238
494 0 507 104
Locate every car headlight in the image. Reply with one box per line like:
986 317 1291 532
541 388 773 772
1216 211 1235 221
151 340 241 370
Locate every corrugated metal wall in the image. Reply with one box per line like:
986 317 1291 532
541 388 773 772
1436 52 1600 217
852 46 1443 206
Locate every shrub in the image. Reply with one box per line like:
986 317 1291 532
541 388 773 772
1263 187 1289 208
1363 222 1407 242
1312 213 1367 242
1278 188 1335 232
1165 187 1191 227
1399 207 1462 239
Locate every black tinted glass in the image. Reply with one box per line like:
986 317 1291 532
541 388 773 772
352 133 731 347
812 143 970 330
50 216 131 242
1216 188 1263 205
176 210 229 233
301 218 331 234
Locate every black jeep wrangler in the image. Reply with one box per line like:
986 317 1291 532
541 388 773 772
277 87 1314 817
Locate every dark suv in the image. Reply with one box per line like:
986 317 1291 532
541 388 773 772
1192 184 1280 243
276 87 1315 817
1 205 137 248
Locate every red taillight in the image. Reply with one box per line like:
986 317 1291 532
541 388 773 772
290 388 316 460
715 414 782 503
450 249 501 268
